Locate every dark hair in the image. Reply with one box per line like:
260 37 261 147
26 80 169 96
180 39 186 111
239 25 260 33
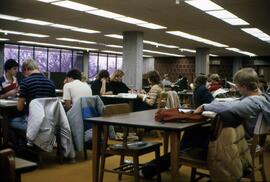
4 59 18 71
147 70 161 85
97 70 110 80
194 75 208 89
66 69 82 80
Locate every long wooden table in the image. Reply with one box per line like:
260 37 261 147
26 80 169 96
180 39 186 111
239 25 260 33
86 109 210 182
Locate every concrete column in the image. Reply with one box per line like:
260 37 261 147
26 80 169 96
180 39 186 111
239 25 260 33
233 57 242 75
143 57 154 73
122 31 143 89
195 48 210 76
83 51 89 79
0 43 4 74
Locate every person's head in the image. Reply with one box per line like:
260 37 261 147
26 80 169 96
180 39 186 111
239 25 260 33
66 69 82 82
178 74 183 79
111 69 125 82
209 74 220 84
233 68 259 96
21 59 39 76
147 70 161 85
4 59 18 76
163 74 169 80
97 69 110 81
194 75 208 89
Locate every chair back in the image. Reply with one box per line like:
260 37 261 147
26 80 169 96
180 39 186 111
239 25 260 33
166 91 180 108
156 92 168 109
103 103 130 116
0 148 15 182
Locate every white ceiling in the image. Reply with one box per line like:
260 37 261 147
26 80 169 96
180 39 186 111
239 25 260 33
0 0 270 57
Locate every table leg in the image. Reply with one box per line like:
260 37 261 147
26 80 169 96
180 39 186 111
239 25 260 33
170 131 180 182
92 123 101 182
2 111 9 147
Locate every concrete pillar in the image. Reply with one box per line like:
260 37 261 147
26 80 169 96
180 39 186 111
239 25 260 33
143 57 154 73
0 43 4 74
83 51 89 79
195 48 210 76
233 57 242 75
122 31 143 89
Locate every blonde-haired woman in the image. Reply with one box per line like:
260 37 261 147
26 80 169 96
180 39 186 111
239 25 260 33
109 69 130 94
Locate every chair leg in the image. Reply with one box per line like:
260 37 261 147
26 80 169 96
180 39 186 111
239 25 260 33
155 147 161 182
163 132 169 154
133 155 140 182
83 146 88 160
191 167 197 182
118 155 125 180
259 153 267 182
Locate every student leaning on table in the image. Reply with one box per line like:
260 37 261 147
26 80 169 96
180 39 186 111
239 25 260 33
91 69 113 95
10 59 56 131
63 69 92 110
0 59 19 99
109 69 130 95
136 70 163 111
194 67 270 137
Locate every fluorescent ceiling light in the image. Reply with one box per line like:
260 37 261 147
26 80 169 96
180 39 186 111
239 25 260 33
86 9 124 19
179 48 196 53
221 18 249 25
143 55 153 58
18 40 97 51
226 47 256 57
185 0 223 11
71 28 100 34
102 50 122 54
206 10 237 19
105 34 123 39
166 31 228 47
50 24 77 29
137 23 166 29
0 38 9 41
209 54 218 57
0 14 22 21
57 38 96 44
106 45 123 48
18 18 52 26
241 28 270 43
24 33 49 38
143 40 178 48
52 1 97 11
36 0 59 2
0 29 24 35
144 49 184 57
114 17 147 24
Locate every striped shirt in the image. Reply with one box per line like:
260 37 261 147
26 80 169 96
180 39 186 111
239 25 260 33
19 73 56 114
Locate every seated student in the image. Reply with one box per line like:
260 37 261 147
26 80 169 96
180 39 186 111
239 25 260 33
207 73 221 92
10 59 56 131
161 74 172 87
0 59 19 99
91 70 113 95
109 69 130 95
63 69 92 110
174 75 189 91
194 68 270 137
193 75 214 108
136 70 163 111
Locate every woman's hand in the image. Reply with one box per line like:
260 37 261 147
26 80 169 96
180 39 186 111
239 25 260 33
193 105 204 114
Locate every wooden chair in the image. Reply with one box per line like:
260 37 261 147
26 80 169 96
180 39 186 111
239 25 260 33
0 148 16 182
99 103 162 182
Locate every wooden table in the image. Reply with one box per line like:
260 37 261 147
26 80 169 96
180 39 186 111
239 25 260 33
86 109 210 182
101 94 138 111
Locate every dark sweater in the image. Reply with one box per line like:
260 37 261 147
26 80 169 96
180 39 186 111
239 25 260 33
109 81 130 95
194 85 214 107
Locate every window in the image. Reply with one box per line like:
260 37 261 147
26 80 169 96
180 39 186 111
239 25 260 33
48 48 60 72
73 51 83 71
108 55 116 74
34 47 47 72
61 49 72 72
117 56 123 69
89 53 98 80
19 45 34 70
98 54 107 70
4 44 18 62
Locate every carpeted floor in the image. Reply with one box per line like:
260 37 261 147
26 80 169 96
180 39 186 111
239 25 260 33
21 138 270 182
